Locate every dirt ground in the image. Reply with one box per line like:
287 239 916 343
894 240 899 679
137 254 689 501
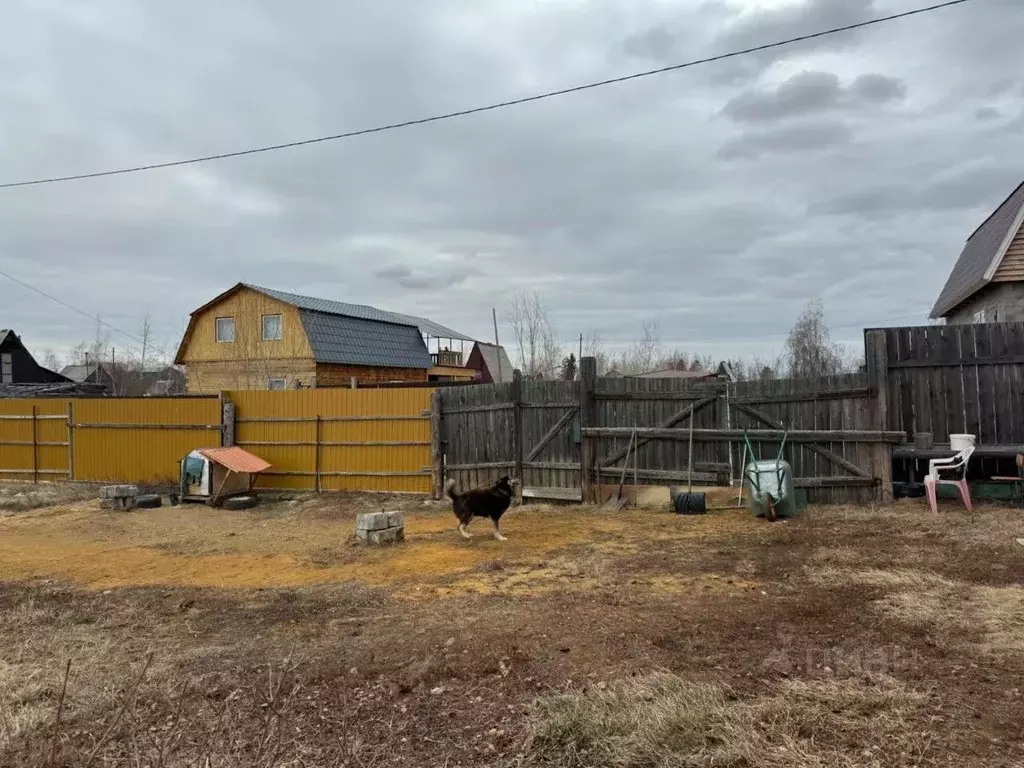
0 484 1022 766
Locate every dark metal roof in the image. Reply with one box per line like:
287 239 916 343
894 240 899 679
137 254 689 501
930 180 1024 318
246 284 476 341
298 310 432 369
0 382 107 398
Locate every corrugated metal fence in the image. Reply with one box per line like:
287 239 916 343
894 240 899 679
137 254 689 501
0 388 432 493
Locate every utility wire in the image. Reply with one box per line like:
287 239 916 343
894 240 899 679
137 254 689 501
0 267 172 360
0 0 977 190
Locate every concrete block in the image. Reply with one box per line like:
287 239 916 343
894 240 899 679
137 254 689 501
356 512 390 531
367 527 401 545
385 511 403 528
101 484 138 499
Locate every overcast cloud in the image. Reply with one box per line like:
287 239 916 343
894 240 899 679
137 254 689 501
1 0 1022 366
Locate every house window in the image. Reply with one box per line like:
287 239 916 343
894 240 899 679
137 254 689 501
268 378 286 390
262 314 282 341
973 310 987 323
0 353 11 383
215 317 235 343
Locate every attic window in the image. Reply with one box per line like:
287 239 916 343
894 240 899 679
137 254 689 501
215 317 235 343
262 314 282 341
973 310 988 323
0 353 11 383
267 378 286 390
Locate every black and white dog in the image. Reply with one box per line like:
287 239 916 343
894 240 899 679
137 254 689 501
444 475 520 541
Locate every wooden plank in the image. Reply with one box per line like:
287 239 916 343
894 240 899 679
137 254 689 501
313 416 322 494
443 461 515 471
887 354 1024 368
939 326 962 440
732 402 871 477
585 427 905 442
524 407 578 462
66 401 74 481
0 414 68 421
730 387 870 404
595 466 717 484
522 486 582 502
894 443 1024 459
579 357 598 503
237 440 429 447
794 477 877 488
593 391 716 401
31 406 37 484
975 324 996 445
235 414 428 423
598 395 718 467
520 402 578 409
430 390 443 499
511 370 523 486
960 325 981 442
0 441 69 447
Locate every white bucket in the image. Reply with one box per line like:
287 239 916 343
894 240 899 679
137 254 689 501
950 434 976 452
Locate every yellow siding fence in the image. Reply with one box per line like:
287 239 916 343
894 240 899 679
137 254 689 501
0 388 434 494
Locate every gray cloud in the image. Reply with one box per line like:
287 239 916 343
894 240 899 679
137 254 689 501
722 70 905 123
0 0 1022 366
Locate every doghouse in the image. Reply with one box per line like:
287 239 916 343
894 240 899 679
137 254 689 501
178 446 271 506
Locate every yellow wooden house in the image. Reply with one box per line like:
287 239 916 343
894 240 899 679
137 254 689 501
174 283 477 393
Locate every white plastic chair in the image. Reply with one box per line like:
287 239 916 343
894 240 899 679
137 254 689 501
923 446 974 514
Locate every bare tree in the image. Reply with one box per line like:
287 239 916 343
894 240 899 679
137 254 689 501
785 298 847 379
616 317 662 375
583 331 610 375
41 348 63 373
507 289 563 377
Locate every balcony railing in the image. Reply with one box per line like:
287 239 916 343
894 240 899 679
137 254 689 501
430 350 463 367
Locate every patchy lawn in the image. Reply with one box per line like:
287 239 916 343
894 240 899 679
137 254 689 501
0 489 1021 766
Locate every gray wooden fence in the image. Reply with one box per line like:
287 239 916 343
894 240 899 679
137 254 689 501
435 359 899 505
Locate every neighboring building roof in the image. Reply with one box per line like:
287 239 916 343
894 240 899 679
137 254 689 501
930 180 1024 318
299 310 432 369
60 363 101 382
197 446 272 474
0 382 106 398
247 284 476 341
472 342 515 383
634 368 714 379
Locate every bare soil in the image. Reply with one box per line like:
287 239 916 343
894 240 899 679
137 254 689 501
0 487 1021 766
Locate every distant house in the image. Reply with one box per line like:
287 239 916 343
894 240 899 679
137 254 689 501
465 342 515 384
0 330 70 385
60 362 117 390
174 283 477 393
930 180 1024 323
633 362 737 382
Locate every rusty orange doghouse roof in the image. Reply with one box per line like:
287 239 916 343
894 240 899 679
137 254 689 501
196 447 272 474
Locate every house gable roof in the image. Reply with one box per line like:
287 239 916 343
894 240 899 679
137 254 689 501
471 342 514 383
174 283 435 369
930 180 1024 319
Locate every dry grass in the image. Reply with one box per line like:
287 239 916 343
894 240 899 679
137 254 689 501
0 483 97 514
519 672 939 768
0 492 1022 766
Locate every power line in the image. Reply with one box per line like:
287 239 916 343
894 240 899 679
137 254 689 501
0 0 977 190
0 267 171 359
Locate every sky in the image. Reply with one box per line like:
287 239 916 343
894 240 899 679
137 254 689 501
1 0 1022 368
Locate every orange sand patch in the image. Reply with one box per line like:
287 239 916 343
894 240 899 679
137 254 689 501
0 500 768 592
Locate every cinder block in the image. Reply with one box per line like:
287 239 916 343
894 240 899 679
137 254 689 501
101 485 138 499
385 511 403 528
367 527 401 545
355 512 390 531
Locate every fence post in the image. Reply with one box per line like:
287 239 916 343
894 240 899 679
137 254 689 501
31 405 38 484
430 389 444 499
866 330 893 503
314 415 322 493
512 369 523 492
221 395 236 447
66 400 75 481
579 356 597 504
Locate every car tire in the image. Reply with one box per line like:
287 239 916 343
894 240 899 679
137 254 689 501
223 495 258 510
136 494 162 509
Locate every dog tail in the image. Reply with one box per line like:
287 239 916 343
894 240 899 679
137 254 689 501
443 478 458 500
